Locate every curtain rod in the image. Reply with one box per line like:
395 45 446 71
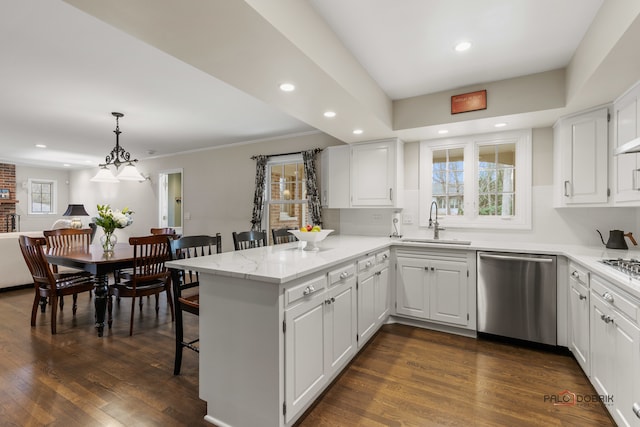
251 147 322 160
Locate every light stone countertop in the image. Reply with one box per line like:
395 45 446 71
166 234 640 298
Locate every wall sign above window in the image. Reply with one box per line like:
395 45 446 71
451 89 487 114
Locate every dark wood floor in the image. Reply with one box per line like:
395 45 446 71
0 287 614 426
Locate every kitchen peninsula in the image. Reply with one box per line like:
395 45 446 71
166 235 640 427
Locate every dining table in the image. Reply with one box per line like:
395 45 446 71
46 242 135 337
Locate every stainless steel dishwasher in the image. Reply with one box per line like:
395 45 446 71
477 252 557 346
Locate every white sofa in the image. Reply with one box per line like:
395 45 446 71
0 231 44 290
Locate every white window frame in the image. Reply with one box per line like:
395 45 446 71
419 129 532 230
27 178 58 215
263 154 308 231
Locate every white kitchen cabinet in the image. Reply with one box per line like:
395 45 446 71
395 249 473 329
589 274 640 427
284 275 328 422
320 145 350 209
568 263 590 375
614 80 640 204
350 139 403 208
284 265 357 423
357 250 390 347
325 264 357 373
553 107 609 206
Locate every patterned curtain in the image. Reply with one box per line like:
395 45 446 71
302 149 323 226
250 155 268 231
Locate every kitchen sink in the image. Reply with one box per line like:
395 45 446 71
401 238 472 245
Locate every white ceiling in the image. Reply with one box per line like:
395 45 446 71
0 0 625 170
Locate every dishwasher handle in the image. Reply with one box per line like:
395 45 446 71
479 253 554 263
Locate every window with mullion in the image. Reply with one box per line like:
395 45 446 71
432 147 464 217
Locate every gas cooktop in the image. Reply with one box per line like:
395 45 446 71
600 258 640 278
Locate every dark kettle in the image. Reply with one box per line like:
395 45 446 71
597 229 638 250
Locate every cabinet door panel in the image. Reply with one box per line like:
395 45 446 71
396 257 428 318
285 296 326 421
568 280 590 375
357 273 377 344
615 94 640 202
327 278 356 372
351 142 394 206
590 295 615 398
375 265 390 322
430 260 468 326
567 110 608 204
612 314 640 427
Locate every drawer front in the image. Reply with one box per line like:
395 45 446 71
591 275 638 324
568 263 589 286
358 256 376 273
285 275 327 306
376 250 390 265
328 263 356 286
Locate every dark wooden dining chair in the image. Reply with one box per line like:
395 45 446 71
271 227 298 245
170 234 222 375
18 235 95 334
232 230 267 250
43 228 92 273
150 227 177 236
109 235 174 336
43 227 94 308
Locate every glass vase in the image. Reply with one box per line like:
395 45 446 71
100 230 117 254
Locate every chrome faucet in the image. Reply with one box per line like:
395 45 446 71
428 201 444 239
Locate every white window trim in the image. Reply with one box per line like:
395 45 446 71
264 154 306 230
419 129 532 230
27 178 58 215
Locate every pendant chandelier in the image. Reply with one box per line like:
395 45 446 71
90 112 145 182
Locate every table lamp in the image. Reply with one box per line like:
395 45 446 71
63 204 89 229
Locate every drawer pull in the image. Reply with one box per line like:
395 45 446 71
303 285 317 296
579 294 587 301
340 272 349 279
603 292 614 303
633 402 640 419
382 253 388 260
600 314 614 324
365 261 372 268
571 271 579 278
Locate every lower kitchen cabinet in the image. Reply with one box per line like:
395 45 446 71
284 265 357 423
589 274 640 427
395 249 474 329
357 250 390 347
568 263 590 375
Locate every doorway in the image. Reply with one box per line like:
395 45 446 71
159 169 183 233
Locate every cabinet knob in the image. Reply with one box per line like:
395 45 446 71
571 271 579 278
632 402 640 419
600 314 614 324
366 261 372 268
579 294 587 301
340 272 348 279
603 292 614 303
303 285 316 296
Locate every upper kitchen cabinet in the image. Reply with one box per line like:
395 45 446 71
553 106 609 207
320 145 350 209
321 139 404 209
350 139 403 208
613 80 640 205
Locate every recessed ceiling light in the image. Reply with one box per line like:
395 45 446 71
353 129 363 135
323 111 336 118
438 130 449 135
35 144 46 148
454 41 472 52
494 122 507 128
279 83 295 92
